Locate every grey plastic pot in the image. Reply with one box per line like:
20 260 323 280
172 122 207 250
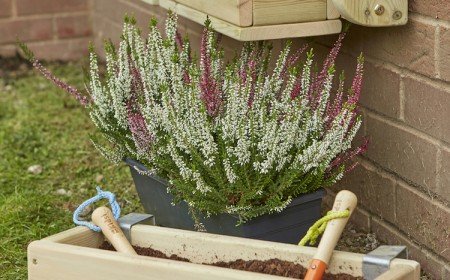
125 158 325 244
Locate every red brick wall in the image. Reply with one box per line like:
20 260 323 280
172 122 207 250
328 11 450 279
0 0 92 60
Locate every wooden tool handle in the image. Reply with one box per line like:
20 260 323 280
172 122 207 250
304 190 357 280
92 206 137 255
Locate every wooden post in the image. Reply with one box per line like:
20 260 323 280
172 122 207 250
331 0 408 26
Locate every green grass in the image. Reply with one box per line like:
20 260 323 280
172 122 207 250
0 61 142 279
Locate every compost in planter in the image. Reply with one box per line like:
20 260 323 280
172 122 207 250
126 158 326 244
100 242 362 280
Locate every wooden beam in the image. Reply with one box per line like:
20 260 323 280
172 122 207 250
253 0 327 26
327 0 340 19
174 0 252 27
331 0 407 26
141 0 159 5
159 0 341 41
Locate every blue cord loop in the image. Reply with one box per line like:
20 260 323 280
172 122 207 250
73 187 121 232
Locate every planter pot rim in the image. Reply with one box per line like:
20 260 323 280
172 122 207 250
124 157 326 205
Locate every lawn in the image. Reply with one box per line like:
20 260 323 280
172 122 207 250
0 58 142 279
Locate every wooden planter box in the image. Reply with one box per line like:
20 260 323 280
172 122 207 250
28 225 420 280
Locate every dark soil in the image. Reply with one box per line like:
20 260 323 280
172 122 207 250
99 242 362 280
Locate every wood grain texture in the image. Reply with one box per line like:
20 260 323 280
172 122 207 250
174 0 252 26
327 0 340 19
312 190 357 264
91 207 137 255
28 225 420 280
159 0 341 41
42 226 104 248
331 0 408 26
141 0 160 5
252 0 327 26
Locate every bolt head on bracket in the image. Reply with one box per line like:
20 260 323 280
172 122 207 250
331 0 408 27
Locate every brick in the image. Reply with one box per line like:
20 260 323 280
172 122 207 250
0 18 53 44
16 0 88 15
128 0 161 10
409 0 450 21
335 160 396 224
349 207 371 233
28 38 90 60
0 0 12 17
0 44 16 57
313 22 434 77
396 183 450 262
404 77 450 144
94 0 164 30
360 62 401 118
56 14 92 39
438 26 450 82
365 114 438 191
438 148 450 202
362 20 436 78
92 16 122 59
294 45 401 119
371 218 447 280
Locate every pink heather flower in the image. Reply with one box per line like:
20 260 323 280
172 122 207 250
127 108 152 154
348 55 364 105
130 64 144 99
199 27 222 117
247 59 258 108
32 59 90 106
280 44 308 79
329 137 369 172
309 32 346 108
175 30 192 84
324 75 345 127
290 77 302 100
175 31 184 51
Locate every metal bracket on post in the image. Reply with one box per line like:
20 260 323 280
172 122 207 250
362 245 407 280
331 0 408 27
118 213 155 243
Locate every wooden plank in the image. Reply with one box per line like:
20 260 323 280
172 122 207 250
327 0 340 19
43 227 104 248
376 264 418 280
28 241 289 280
29 226 420 280
141 0 160 5
174 0 252 27
159 0 341 41
331 0 408 26
253 0 327 26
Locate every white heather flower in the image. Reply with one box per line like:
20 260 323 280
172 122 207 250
223 158 237 183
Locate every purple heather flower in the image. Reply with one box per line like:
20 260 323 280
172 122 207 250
199 27 222 117
32 59 90 106
329 137 369 172
247 59 258 108
127 107 152 154
309 32 346 108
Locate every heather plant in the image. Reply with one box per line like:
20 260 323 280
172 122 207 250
24 13 367 223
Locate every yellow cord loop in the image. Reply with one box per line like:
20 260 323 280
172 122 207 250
298 209 350 246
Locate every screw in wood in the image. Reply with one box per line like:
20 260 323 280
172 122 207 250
374 4 385 16
392 10 402 20
365 9 371 16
